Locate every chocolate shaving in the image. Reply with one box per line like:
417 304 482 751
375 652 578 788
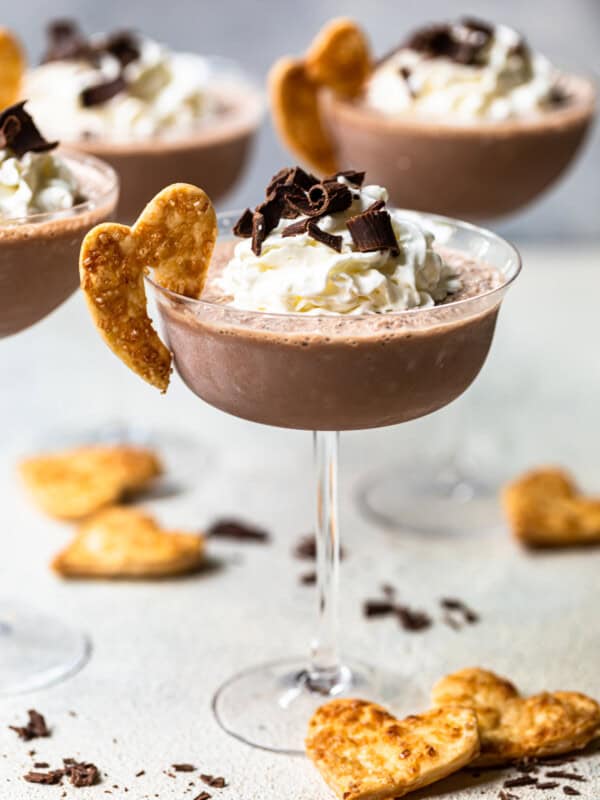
0 103 58 159
282 217 311 237
307 221 343 253
208 519 270 542
24 769 64 785
537 782 560 790
405 20 492 66
396 605 432 631
195 793 212 800
293 535 347 560
10 709 50 741
200 774 227 788
363 600 396 618
81 76 127 108
504 776 539 788
266 166 319 195
286 180 352 218
563 788 580 796
104 32 141 68
347 203 400 256
499 792 519 800
461 17 494 37
42 19 96 64
172 763 196 772
545 772 585 782
251 210 267 256
63 760 99 787
440 597 480 624
34 762 50 769
325 169 366 188
299 571 317 585
232 208 254 237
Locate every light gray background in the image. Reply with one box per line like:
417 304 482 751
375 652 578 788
5 0 599 240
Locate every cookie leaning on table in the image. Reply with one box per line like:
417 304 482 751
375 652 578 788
503 467 600 547
432 667 600 766
79 183 217 392
19 445 161 520
52 506 205 579
306 698 479 800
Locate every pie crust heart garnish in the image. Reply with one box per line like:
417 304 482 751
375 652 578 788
502 466 600 547
0 28 26 111
19 444 161 520
306 698 479 800
305 17 372 99
80 183 217 392
52 506 205 579
431 667 600 766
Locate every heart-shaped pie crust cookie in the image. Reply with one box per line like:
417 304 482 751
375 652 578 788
80 183 217 392
503 467 600 547
306 698 479 800
432 667 600 766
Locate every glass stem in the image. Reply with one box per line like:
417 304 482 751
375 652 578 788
308 431 343 692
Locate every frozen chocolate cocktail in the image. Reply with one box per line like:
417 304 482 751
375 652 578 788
25 21 262 221
270 18 595 219
0 102 118 338
79 168 520 752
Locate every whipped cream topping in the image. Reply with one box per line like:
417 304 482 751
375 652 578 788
0 149 78 220
221 180 460 315
366 22 559 122
25 35 222 142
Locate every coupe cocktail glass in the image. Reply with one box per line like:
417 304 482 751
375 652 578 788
147 210 521 753
0 152 118 694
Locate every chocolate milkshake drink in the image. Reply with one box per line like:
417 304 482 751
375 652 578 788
0 102 118 338
270 18 595 219
25 21 262 221
80 168 520 752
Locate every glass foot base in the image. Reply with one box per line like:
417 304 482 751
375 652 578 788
358 462 503 535
212 657 377 754
0 601 90 695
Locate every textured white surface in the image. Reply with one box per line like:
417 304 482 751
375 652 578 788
1 244 599 797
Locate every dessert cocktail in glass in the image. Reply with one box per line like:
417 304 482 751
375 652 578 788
147 209 521 753
0 148 117 694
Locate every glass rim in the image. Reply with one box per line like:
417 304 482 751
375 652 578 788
0 148 119 227
146 207 522 321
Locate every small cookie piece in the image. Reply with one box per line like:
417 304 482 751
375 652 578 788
306 698 479 800
305 18 372 98
52 507 205 579
269 57 338 176
80 183 217 392
0 28 25 111
503 467 600 547
432 667 600 766
19 445 161 520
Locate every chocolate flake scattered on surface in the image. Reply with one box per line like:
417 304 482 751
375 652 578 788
194 793 212 800
207 519 270 542
499 792 519 800
299 571 317 585
363 600 396 618
563 788 581 796
200 774 227 788
537 782 560 790
347 202 400 256
135 770 145 777
172 763 196 772
63 759 100 787
546 772 586 782
396 604 432 631
10 709 50 741
440 597 480 624
24 769 64 785
293 534 346 560
504 775 539 788
34 762 50 769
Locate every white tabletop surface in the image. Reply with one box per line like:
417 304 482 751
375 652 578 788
1 243 600 798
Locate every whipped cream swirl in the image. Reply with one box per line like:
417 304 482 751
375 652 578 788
366 22 558 122
25 35 221 142
220 181 460 315
0 149 78 220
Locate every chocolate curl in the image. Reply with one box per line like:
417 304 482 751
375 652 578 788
307 221 343 252
405 20 491 66
324 169 366 188
251 211 266 256
266 165 319 196
0 102 57 158
347 202 400 256
80 76 127 107
286 180 352 217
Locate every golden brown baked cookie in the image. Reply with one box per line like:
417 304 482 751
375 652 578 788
19 445 161 520
80 183 217 392
306 698 479 800
52 507 205 579
503 467 600 547
432 667 600 766
0 28 25 110
305 17 372 98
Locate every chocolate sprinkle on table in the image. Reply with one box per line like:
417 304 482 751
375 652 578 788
172 763 196 772
0 104 58 159
546 772 586 782
504 775 539 788
347 202 400 256
135 770 145 777
363 600 396 617
440 597 480 624
293 534 347 560
65 760 99 787
499 791 519 800
194 793 212 800
299 571 317 585
396 605 432 631
34 762 50 769
10 709 50 741
563 788 581 796
24 769 64 785
208 519 269 542
537 782 560 790
200 774 227 788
